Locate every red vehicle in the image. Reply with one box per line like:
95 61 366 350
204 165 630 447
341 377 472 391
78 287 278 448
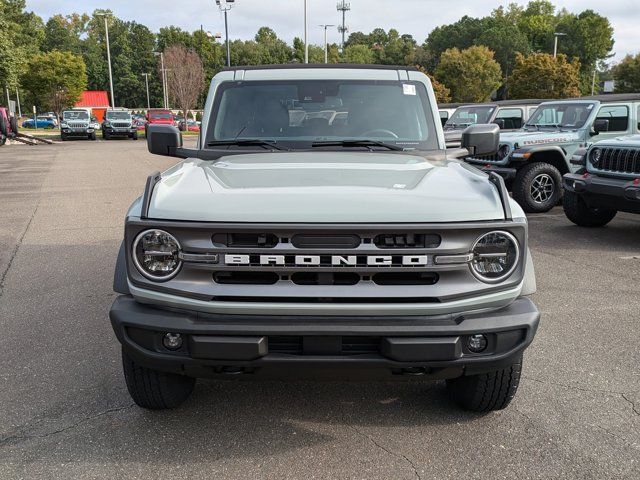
145 109 174 135
0 107 18 146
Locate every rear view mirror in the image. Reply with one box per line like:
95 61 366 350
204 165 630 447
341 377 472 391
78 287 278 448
593 119 609 133
461 124 500 156
147 124 182 156
493 118 506 129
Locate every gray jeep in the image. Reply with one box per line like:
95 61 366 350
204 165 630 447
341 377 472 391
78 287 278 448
109 65 539 412
563 135 640 226
465 94 640 213
60 109 96 141
102 109 138 140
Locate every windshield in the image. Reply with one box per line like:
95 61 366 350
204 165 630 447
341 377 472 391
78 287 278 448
106 111 131 120
445 106 495 128
63 111 89 120
526 103 595 129
150 112 172 119
207 80 438 150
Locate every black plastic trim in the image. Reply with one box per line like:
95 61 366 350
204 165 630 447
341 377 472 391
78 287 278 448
222 64 418 72
140 171 161 220
488 172 513 220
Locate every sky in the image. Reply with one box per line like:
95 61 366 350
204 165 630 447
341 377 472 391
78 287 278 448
26 0 638 63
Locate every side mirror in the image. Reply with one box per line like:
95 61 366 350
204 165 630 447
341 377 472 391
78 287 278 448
593 119 609 134
461 124 500 156
493 118 506 129
147 124 182 156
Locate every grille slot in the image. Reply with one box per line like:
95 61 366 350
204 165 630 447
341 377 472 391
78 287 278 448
292 234 360 249
213 271 279 285
599 147 640 174
374 233 440 248
267 336 380 355
291 272 360 286
213 233 278 248
372 272 439 286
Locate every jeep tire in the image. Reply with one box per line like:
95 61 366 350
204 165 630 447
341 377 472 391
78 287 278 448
122 349 195 409
513 162 563 213
9 116 18 136
446 355 522 412
90 132 97 141
132 131 138 140
60 132 67 141
563 189 617 227
103 130 110 140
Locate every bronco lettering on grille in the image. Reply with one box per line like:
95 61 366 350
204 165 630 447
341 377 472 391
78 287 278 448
224 254 429 267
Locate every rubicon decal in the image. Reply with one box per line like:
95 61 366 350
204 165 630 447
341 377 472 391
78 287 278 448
523 138 568 145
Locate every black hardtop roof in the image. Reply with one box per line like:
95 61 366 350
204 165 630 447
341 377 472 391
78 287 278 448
222 63 419 72
573 93 640 102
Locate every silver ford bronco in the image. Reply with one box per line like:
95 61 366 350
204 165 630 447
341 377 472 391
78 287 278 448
109 65 539 412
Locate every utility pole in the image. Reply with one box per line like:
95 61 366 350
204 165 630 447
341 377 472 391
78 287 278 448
141 73 151 109
215 0 235 67
337 1 350 49
591 68 597 96
319 25 335 64
304 0 308 63
96 12 115 108
553 32 566 58
155 52 168 109
15 88 21 117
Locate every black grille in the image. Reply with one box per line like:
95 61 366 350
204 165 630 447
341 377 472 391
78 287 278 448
268 336 380 355
598 147 640 175
213 271 279 285
213 233 278 248
374 233 440 248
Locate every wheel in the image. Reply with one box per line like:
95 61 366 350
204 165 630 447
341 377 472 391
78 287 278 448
0 135 6 146
563 189 617 227
90 132 97 141
60 132 66 141
9 116 18 135
103 131 110 140
0 114 7 137
122 349 195 409
132 132 138 140
512 162 563 213
446 355 522 412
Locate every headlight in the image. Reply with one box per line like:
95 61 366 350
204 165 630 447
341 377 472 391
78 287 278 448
61 123 68 128
104 122 111 127
497 145 510 160
471 231 519 283
590 148 601 167
133 229 182 280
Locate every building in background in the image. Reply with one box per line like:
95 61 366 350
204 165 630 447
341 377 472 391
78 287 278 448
75 91 110 122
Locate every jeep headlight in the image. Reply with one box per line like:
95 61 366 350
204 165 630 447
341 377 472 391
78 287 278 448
471 231 519 283
590 148 601 167
104 121 111 127
497 145 510 160
133 229 182 280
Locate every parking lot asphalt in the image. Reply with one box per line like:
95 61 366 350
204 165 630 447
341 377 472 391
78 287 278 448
0 139 638 480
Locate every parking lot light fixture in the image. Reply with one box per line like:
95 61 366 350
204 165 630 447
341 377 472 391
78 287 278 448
553 32 567 58
141 73 151 110
215 0 235 68
96 12 115 108
319 25 335 64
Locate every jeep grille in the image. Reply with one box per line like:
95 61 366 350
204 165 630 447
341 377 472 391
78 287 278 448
595 147 640 175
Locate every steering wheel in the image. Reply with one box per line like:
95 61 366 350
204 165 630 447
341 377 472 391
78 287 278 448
360 129 399 138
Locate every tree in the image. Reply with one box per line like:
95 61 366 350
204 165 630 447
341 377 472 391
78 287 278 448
508 52 581 99
43 14 89 53
435 46 502 103
21 50 87 115
164 45 204 120
343 44 374 64
612 54 640 93
425 16 490 69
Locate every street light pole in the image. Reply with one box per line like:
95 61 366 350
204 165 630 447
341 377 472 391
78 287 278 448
142 73 151 109
304 0 308 63
319 24 335 64
553 32 566 58
97 13 115 108
215 0 235 68
155 52 168 109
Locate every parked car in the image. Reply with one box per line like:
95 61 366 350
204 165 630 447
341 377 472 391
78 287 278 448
102 109 138 140
444 100 541 148
563 135 640 226
178 119 200 132
145 109 174 135
22 116 57 129
0 107 18 145
60 109 97 141
438 103 462 127
110 64 540 412
465 94 640 213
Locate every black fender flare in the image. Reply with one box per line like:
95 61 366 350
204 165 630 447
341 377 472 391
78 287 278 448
510 145 570 174
113 240 130 294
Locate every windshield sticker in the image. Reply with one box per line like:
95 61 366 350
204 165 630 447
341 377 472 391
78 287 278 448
403 84 416 96
587 104 593 109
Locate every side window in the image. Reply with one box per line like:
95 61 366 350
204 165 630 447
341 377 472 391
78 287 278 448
596 105 629 132
637 105 640 132
495 108 523 129
439 111 449 126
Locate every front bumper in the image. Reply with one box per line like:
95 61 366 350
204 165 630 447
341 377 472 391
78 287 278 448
104 127 136 135
564 173 640 214
62 128 94 136
110 295 540 380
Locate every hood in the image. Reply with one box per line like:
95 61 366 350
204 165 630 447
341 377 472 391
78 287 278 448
499 129 582 148
592 134 640 148
148 152 507 223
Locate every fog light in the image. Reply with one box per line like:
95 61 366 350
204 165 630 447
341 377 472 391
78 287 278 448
163 333 183 350
467 334 488 353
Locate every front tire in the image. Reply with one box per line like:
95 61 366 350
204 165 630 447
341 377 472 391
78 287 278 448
563 189 617 227
446 355 522 412
122 349 195 409
513 162 563 213
90 132 97 141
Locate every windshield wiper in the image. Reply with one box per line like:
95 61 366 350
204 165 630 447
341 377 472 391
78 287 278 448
311 140 404 151
207 139 288 151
